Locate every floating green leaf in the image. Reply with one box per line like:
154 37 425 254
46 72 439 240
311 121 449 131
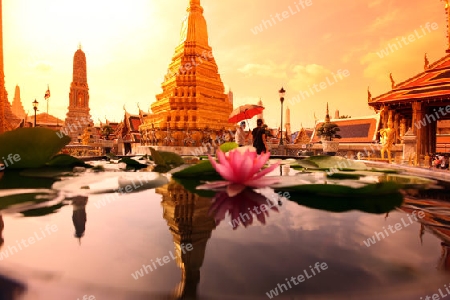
287 191 403 214
21 202 66 217
149 147 184 172
296 156 368 171
20 167 74 178
159 151 184 167
0 127 71 169
118 157 148 170
219 142 239 153
275 181 401 196
46 154 92 168
173 178 216 197
0 191 56 209
0 170 57 189
171 160 221 179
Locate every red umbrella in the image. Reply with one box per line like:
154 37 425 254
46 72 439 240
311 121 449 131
228 104 265 124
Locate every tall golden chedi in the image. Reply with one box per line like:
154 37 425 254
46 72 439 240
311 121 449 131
140 0 233 143
64 46 93 143
0 0 20 134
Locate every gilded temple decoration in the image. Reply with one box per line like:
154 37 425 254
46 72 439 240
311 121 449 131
65 46 93 143
140 0 233 142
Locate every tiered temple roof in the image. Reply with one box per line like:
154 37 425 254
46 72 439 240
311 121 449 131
115 107 143 142
368 52 450 156
370 54 450 105
141 0 233 131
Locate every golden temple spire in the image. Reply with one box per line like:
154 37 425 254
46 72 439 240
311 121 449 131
181 0 209 46
442 0 450 53
325 102 330 123
143 0 232 132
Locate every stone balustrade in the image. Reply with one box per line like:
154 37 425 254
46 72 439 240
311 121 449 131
268 143 404 161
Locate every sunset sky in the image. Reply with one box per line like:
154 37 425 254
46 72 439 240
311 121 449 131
3 0 448 130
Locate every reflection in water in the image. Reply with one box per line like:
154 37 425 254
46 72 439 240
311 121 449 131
157 180 281 299
71 196 88 243
157 181 216 299
0 214 4 247
209 188 279 230
402 186 450 272
0 214 27 299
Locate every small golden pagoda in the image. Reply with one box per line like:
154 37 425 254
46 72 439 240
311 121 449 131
140 0 233 145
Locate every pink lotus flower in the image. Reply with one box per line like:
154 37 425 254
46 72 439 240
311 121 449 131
197 146 281 197
209 188 279 229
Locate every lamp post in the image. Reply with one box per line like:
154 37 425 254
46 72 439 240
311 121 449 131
32 99 39 127
279 87 286 145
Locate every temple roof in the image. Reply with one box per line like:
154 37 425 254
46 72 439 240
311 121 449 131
370 54 450 105
310 114 381 143
28 113 64 125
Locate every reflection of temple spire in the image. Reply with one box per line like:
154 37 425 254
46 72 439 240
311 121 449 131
420 223 425 245
0 214 4 247
71 196 88 244
439 242 450 271
157 181 216 299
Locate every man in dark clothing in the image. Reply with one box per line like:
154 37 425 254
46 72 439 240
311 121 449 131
252 119 269 154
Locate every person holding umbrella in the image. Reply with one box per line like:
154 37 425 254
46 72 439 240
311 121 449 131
252 119 269 154
235 121 250 147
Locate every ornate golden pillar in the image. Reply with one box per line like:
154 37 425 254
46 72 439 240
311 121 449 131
430 119 437 154
412 102 425 158
394 112 400 144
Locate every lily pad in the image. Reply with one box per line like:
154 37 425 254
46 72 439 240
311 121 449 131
149 147 184 170
378 174 436 189
0 127 71 169
297 156 368 172
20 167 74 178
0 190 56 209
171 160 221 179
20 202 66 217
219 142 239 153
275 180 402 196
287 191 403 214
0 170 57 189
173 178 216 197
46 154 92 168
118 157 148 170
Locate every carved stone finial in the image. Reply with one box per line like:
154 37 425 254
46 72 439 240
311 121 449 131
389 73 395 89
424 53 430 70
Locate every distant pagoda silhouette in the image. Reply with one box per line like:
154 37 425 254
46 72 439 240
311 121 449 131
11 85 26 120
64 45 93 143
141 0 233 135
